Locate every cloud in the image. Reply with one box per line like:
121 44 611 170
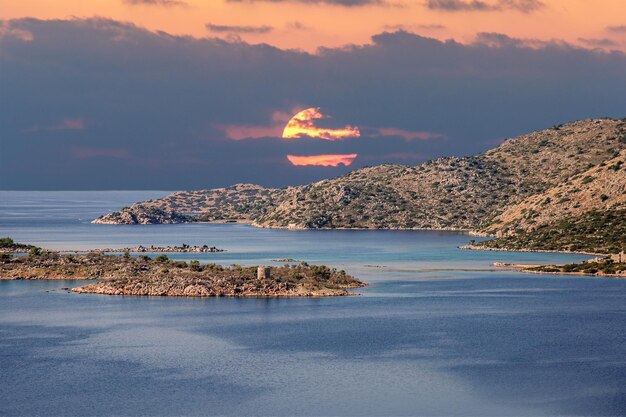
606 25 626 33
70 147 130 160
425 0 544 13
578 38 618 48
383 23 446 31
206 23 273 34
226 0 387 6
24 118 85 133
0 21 33 41
287 154 358 167
123 0 188 6
217 124 283 140
373 128 446 141
287 21 311 31
1 19 625 190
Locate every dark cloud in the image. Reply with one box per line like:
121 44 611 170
226 0 387 6
425 0 543 13
1 19 624 190
287 21 311 31
606 25 626 33
383 23 446 31
206 23 273 34
578 37 618 48
123 0 188 6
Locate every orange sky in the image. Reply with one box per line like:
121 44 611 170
2 0 625 52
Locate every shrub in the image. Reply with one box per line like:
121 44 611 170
0 237 15 247
29 247 42 257
155 254 169 263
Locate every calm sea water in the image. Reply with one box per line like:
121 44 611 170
1 191 625 416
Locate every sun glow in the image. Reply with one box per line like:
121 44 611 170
287 153 357 167
282 107 360 140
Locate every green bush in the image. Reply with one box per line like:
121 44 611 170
155 254 169 263
189 260 201 271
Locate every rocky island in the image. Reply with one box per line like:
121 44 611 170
0 251 365 297
92 118 626 256
68 244 225 253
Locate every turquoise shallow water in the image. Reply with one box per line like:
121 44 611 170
1 191 625 416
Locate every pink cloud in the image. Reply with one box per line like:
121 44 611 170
375 127 446 141
216 123 283 140
0 22 34 41
70 147 130 160
215 110 307 140
24 118 86 133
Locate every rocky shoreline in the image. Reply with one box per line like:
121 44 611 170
459 244 605 257
494 261 626 278
0 252 365 297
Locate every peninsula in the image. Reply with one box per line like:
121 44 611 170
0 251 364 297
494 257 626 278
93 118 626 256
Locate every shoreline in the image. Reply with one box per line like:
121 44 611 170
458 244 606 257
493 262 626 278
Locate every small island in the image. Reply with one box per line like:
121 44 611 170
70 244 225 253
0 249 365 297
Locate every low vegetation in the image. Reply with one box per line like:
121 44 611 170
0 237 39 253
528 260 626 276
475 209 626 254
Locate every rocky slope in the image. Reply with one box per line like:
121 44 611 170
0 252 364 297
485 150 626 235
93 118 626 252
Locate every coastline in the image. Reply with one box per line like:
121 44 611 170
493 262 626 278
458 244 606 257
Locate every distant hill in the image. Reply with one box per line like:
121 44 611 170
94 118 626 253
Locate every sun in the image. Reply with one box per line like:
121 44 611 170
282 107 360 140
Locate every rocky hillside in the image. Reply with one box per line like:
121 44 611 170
474 208 626 254
93 183 286 225
485 150 626 235
470 149 626 254
94 118 626 237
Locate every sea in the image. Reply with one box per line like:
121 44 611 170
1 191 625 416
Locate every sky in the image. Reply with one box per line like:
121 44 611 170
1 0 625 190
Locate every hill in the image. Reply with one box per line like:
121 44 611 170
93 118 626 253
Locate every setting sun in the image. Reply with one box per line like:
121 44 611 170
282 107 360 141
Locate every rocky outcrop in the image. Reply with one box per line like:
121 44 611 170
92 206 190 225
75 244 225 253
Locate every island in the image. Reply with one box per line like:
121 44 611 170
68 244 225 253
0 250 365 297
